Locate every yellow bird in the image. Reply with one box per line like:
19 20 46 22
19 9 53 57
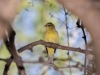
44 22 59 64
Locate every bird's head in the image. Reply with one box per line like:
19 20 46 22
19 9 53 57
44 22 55 30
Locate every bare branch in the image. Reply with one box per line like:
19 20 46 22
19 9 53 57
3 57 13 75
76 19 88 75
2 19 26 75
18 40 93 55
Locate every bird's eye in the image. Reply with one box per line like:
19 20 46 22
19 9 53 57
48 25 50 26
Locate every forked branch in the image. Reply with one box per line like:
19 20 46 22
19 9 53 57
18 40 93 55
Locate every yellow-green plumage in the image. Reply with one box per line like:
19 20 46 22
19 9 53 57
44 22 59 64
44 29 59 55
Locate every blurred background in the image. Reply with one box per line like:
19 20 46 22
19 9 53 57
0 0 93 75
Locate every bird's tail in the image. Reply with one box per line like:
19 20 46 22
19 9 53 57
48 55 53 64
47 48 55 64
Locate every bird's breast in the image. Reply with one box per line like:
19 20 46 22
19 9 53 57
44 30 59 43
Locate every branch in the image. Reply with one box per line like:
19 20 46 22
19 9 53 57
23 60 95 73
3 57 13 75
63 6 72 75
76 19 88 75
2 20 26 75
18 40 93 54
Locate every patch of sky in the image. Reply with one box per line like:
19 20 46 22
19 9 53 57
19 8 38 36
46 67 62 75
13 8 39 36
25 64 43 75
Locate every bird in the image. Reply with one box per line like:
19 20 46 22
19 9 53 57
44 22 59 64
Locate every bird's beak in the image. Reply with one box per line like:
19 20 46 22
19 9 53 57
44 25 47 27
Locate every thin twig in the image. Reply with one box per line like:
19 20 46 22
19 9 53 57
81 22 87 75
63 6 72 75
76 19 87 75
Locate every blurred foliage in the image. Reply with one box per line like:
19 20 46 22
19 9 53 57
0 44 11 59
0 0 92 75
